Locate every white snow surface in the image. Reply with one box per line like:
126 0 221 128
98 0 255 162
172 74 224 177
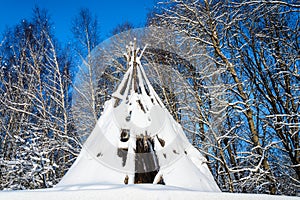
0 185 297 200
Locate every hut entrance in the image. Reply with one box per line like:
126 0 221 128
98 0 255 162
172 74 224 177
134 136 164 184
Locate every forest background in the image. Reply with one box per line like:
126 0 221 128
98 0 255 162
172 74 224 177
0 0 299 196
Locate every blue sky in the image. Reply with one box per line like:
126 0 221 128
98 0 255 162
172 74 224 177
0 0 155 43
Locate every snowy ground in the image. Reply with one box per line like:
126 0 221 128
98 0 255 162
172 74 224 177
0 184 298 200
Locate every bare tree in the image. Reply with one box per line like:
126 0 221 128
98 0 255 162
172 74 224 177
111 21 134 36
0 7 75 189
148 0 299 195
70 8 101 142
226 1 300 194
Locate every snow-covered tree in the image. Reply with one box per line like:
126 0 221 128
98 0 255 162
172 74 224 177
70 8 101 142
0 7 76 190
147 0 299 195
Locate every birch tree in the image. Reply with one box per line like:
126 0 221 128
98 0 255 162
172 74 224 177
149 0 299 195
0 7 75 189
70 8 101 141
226 1 300 194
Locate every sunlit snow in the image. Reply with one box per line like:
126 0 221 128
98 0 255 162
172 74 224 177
0 185 296 200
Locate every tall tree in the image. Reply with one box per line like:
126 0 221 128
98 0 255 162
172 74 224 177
227 1 300 194
0 7 75 190
70 8 101 141
148 0 300 195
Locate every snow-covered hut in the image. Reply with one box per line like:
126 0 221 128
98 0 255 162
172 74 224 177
56 40 220 192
